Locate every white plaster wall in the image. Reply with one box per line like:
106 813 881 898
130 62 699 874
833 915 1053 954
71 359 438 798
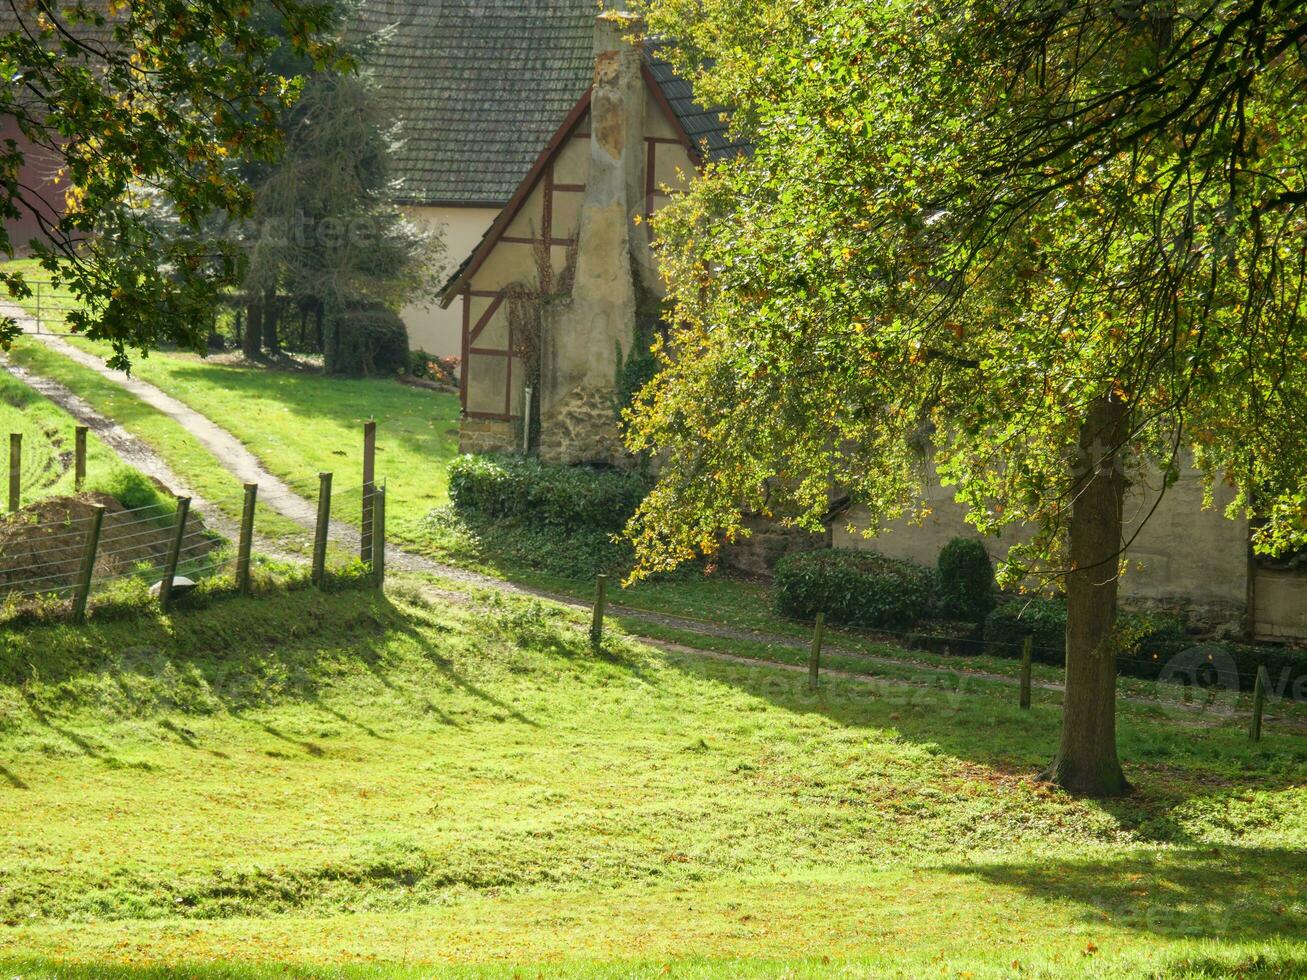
399 204 499 357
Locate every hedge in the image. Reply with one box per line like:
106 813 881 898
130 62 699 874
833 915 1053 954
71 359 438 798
448 454 649 532
936 537 996 621
983 596 1307 694
773 548 936 630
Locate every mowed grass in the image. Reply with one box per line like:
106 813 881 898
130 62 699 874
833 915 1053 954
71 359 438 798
10 328 798 630
0 368 159 508
0 582 1303 977
16 332 1307 726
4 338 324 551
61 335 462 533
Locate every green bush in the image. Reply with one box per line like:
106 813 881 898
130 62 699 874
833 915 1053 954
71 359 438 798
448 454 649 533
326 301 409 376
773 548 936 630
1220 642 1307 697
978 597 1307 695
984 597 1192 666
983 597 1068 665
937 537 996 621
94 466 173 513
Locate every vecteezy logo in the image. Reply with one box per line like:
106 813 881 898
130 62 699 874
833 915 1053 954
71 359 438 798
1155 643 1242 719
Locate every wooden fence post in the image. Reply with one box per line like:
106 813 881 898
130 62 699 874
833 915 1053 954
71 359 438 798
8 432 19 512
360 419 376 564
236 483 257 595
590 574 608 651
1249 665 1270 741
312 472 332 588
371 485 386 588
808 612 825 691
1019 635 1034 710
159 496 191 611
74 426 87 492
71 504 105 623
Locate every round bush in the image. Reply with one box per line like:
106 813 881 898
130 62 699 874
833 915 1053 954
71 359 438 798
326 301 409 376
773 548 936 630
937 537 996 621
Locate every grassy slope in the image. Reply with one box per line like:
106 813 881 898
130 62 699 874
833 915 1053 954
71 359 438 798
4 339 318 551
0 369 161 508
0 584 1303 977
16 331 789 628
16 335 1307 724
62 336 462 532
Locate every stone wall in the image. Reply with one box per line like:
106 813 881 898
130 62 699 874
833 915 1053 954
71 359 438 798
536 12 645 466
718 516 832 578
537 383 626 465
830 458 1286 639
1253 569 1307 641
459 417 517 456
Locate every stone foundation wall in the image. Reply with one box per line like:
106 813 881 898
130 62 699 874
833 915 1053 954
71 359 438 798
459 417 518 456
537 384 626 466
1118 594 1247 640
718 516 832 578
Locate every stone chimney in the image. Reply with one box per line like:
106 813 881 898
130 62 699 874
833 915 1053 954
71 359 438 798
537 10 645 465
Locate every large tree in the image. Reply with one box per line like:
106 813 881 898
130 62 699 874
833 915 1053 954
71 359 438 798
0 0 339 370
224 4 438 361
246 68 440 352
629 0 1307 794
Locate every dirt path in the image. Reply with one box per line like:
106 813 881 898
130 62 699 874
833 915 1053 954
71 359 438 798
0 356 250 547
6 312 1299 730
8 304 323 520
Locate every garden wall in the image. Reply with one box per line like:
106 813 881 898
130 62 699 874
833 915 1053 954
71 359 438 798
832 458 1304 640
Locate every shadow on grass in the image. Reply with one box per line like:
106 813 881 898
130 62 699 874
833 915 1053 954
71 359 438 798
654 648 1307 842
946 845 1307 944
0 588 533 760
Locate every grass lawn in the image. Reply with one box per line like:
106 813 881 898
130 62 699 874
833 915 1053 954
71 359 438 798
61 335 462 532
4 339 324 552
12 333 1307 730
0 581 1303 977
6 328 795 626
0 367 168 510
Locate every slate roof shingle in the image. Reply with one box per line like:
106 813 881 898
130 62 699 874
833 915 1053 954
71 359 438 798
352 0 738 206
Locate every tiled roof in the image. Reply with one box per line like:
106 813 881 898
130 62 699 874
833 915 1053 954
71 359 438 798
352 0 738 206
646 44 748 162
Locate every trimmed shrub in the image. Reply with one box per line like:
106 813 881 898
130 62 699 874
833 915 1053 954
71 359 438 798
773 548 936 630
978 597 1307 695
985 597 1193 666
448 454 649 532
1220 643 1307 697
937 537 996 621
326 301 409 376
983 597 1068 665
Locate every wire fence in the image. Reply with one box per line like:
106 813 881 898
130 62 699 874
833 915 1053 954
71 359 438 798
0 476 385 619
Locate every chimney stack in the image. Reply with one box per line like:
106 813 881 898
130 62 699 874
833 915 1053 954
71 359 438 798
538 10 646 464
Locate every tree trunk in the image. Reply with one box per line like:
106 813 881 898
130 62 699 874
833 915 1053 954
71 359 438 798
263 287 280 353
314 301 325 354
1041 395 1131 797
242 299 263 360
